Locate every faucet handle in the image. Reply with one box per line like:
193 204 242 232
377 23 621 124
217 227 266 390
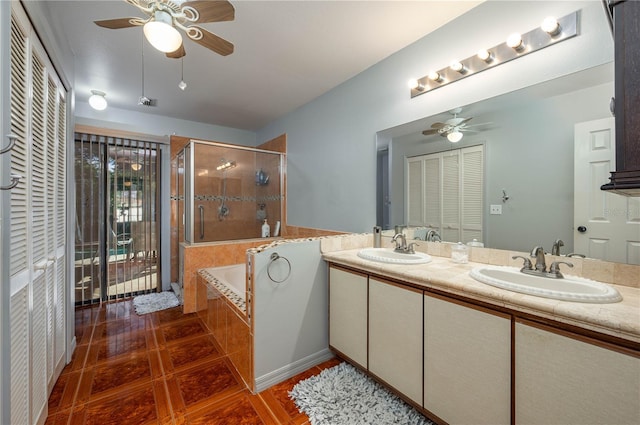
407 242 419 254
548 261 573 278
512 255 533 270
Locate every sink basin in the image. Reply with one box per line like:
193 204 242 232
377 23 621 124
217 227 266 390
357 248 432 265
470 266 622 303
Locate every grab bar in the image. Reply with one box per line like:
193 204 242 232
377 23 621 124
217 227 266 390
198 205 204 239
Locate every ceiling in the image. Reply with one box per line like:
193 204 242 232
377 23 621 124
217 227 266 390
40 1 482 131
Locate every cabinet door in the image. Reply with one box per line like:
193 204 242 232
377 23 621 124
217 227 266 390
369 278 423 405
329 266 368 368
515 321 640 425
424 294 511 425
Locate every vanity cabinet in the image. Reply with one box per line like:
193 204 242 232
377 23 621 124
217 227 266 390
328 266 368 368
369 278 423 405
424 294 511 425
515 320 640 425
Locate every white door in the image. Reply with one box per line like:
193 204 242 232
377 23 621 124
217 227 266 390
574 118 640 264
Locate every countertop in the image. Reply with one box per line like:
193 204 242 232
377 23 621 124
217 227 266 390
323 249 640 345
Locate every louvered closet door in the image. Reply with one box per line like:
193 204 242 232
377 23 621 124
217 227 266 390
406 158 424 225
423 156 441 230
9 4 68 424
442 151 461 242
405 146 484 244
9 13 31 425
461 146 483 243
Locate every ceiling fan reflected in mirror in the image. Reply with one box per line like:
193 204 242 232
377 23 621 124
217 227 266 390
94 0 235 59
422 107 490 143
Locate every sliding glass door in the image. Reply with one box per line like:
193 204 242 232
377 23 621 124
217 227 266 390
74 133 161 304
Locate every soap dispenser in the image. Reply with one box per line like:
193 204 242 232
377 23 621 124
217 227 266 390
261 219 270 238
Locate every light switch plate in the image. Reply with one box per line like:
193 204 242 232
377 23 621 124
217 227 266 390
490 204 502 215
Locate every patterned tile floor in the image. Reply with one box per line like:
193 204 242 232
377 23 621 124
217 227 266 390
46 300 341 425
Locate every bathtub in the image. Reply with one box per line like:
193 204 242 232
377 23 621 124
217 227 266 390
200 264 247 313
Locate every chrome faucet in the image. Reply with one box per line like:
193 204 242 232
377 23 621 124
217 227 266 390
531 246 547 272
391 233 418 254
392 233 407 252
551 239 564 256
512 245 573 279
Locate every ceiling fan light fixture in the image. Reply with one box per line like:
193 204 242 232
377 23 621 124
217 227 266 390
143 11 182 53
447 131 463 143
88 90 107 111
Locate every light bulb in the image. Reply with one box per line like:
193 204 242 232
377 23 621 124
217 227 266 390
143 12 182 53
447 131 463 143
88 90 107 111
541 16 560 35
506 32 524 50
477 49 492 62
450 61 465 73
428 71 442 82
178 80 187 91
408 78 425 91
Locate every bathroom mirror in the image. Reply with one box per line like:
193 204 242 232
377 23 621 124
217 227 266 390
376 61 639 265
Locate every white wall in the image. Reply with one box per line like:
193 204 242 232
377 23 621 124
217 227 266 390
256 1 614 233
75 102 257 146
251 240 332 391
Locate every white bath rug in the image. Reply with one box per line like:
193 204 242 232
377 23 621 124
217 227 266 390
289 362 433 425
132 291 180 315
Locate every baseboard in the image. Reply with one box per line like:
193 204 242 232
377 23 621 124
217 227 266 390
254 348 334 393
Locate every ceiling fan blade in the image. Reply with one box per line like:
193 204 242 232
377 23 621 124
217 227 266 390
430 122 446 129
459 117 473 125
182 0 235 23
94 17 141 29
188 26 234 56
166 43 186 59
422 129 439 136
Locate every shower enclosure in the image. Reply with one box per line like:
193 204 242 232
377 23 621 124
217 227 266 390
173 140 284 243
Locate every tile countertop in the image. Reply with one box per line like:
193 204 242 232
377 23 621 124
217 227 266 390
323 249 640 345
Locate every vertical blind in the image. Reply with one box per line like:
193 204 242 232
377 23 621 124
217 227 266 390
74 132 161 304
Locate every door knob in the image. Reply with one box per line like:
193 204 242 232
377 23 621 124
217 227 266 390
577 226 587 233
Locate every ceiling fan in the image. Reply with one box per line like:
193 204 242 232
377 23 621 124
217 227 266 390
94 0 235 59
422 108 487 143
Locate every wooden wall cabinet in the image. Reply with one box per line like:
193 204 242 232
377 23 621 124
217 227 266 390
601 0 640 196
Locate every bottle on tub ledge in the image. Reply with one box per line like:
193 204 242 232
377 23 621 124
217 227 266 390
261 219 270 238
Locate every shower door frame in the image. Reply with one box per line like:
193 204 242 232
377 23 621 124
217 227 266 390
182 139 285 244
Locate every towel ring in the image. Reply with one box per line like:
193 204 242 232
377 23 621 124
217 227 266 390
267 252 291 283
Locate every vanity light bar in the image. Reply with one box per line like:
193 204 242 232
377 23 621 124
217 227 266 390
409 11 578 98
